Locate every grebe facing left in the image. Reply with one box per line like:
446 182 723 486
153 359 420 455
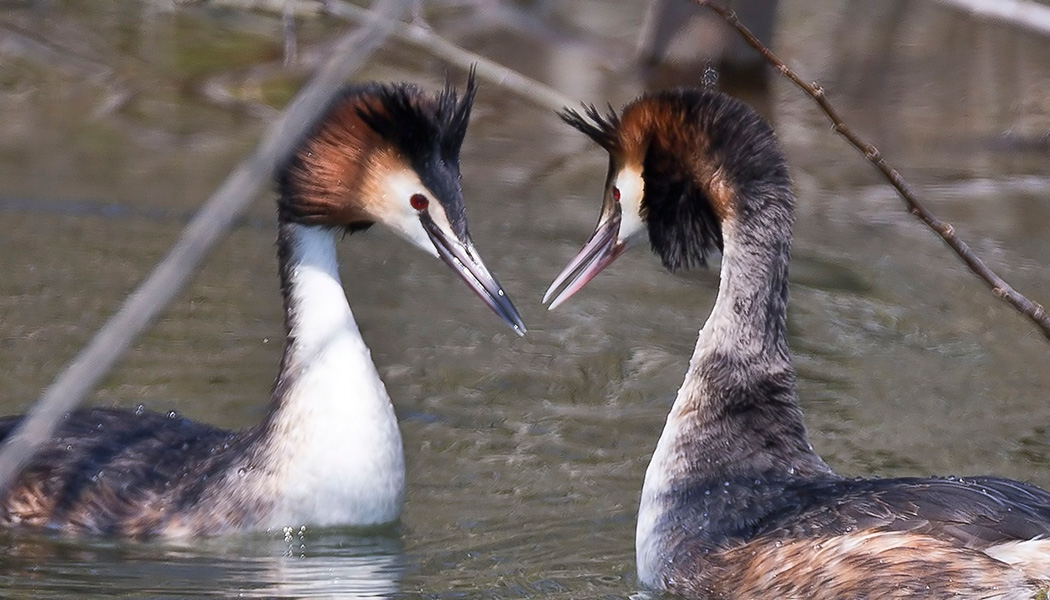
0 73 525 537
546 89 1050 599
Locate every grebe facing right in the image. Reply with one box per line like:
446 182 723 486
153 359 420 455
0 73 525 537
546 89 1050 599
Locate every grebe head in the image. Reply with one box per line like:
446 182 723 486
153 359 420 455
278 71 525 334
544 88 790 309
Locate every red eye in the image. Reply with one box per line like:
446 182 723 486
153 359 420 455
410 194 429 211
612 187 621 202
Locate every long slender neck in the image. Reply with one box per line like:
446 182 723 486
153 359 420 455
247 222 404 528
695 207 794 372
636 187 833 584
650 189 832 489
273 222 373 400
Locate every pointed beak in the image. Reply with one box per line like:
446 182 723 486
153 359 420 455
420 213 526 336
543 203 627 310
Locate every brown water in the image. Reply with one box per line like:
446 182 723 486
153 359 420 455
1 1 1049 597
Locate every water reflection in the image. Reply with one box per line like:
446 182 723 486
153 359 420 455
0 530 404 599
231 532 404 599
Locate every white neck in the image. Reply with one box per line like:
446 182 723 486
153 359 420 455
257 223 404 529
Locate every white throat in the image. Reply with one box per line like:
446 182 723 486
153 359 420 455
261 223 405 529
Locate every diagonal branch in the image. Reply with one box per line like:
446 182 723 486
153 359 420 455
0 0 411 498
322 0 577 113
692 0 1050 342
206 0 577 114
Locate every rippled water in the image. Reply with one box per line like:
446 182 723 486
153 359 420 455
1 1 1049 598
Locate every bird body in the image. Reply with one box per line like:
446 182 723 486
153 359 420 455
548 88 1050 598
0 74 524 537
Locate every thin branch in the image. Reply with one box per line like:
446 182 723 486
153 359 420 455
0 20 113 81
226 0 578 113
200 0 576 114
691 0 1050 341
322 0 576 112
282 0 298 67
933 0 1050 37
0 0 411 497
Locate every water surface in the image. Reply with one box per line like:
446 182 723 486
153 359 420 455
1 1 1049 597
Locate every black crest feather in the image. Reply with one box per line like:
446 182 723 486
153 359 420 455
559 103 621 153
560 89 793 274
274 70 479 238
356 66 477 163
358 68 478 238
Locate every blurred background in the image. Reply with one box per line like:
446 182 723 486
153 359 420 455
1 0 1049 597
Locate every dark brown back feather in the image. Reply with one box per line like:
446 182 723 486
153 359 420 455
662 473 1050 555
0 408 251 536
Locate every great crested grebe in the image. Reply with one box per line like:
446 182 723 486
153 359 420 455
0 74 525 537
545 88 1050 599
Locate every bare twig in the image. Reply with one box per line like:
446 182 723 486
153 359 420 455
0 21 112 82
222 0 577 113
282 0 298 67
323 1 576 112
323 0 571 112
692 0 1050 341
200 0 574 113
933 0 1050 37
0 0 411 497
